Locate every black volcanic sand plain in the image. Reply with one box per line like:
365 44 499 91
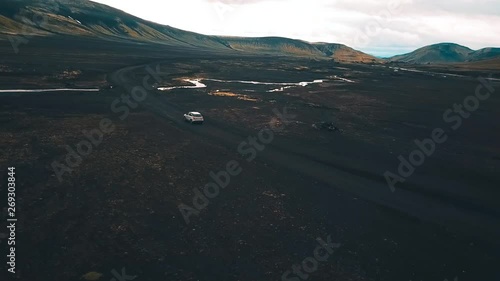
1 36 500 281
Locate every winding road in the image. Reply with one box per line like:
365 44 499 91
107 60 500 280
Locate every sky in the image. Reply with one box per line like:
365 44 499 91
91 0 500 57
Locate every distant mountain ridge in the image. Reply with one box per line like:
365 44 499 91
0 0 379 63
389 43 500 64
0 0 498 64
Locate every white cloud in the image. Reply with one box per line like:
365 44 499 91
90 0 500 56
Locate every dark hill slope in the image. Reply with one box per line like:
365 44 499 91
0 0 379 63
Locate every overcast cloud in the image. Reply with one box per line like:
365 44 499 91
91 0 500 56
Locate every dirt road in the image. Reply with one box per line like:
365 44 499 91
105 59 500 280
